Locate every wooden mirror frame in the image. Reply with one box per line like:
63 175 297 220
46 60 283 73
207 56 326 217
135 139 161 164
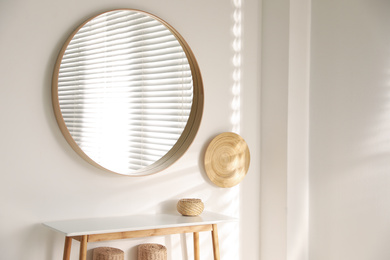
52 9 204 176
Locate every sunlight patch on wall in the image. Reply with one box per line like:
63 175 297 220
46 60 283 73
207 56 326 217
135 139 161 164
231 0 242 133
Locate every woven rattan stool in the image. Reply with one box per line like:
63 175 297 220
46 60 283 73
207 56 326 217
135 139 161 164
92 247 124 260
138 243 167 260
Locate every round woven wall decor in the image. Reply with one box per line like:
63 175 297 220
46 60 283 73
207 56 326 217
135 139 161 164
204 132 250 188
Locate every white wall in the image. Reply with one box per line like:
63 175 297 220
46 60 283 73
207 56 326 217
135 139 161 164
261 0 390 259
260 1 311 260
0 0 260 259
260 0 289 258
310 0 390 259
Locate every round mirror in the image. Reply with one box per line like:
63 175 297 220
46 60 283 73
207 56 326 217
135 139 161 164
52 9 203 176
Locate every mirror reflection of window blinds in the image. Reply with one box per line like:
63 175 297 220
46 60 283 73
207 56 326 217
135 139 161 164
57 10 193 173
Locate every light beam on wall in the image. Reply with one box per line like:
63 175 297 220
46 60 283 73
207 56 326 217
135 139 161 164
231 0 242 133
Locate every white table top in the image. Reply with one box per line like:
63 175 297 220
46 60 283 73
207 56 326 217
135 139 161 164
43 211 236 237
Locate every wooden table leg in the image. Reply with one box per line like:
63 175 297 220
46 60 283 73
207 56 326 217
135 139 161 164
193 232 200 260
79 235 88 260
211 224 220 260
63 237 72 260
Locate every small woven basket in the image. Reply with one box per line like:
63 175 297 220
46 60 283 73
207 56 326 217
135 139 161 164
177 198 204 216
138 243 167 260
92 247 124 260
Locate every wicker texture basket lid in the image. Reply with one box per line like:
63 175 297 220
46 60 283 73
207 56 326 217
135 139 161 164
138 243 167 260
204 132 250 188
177 198 204 216
92 247 124 260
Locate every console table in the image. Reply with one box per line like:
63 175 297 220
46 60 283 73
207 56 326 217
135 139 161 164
43 211 236 260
